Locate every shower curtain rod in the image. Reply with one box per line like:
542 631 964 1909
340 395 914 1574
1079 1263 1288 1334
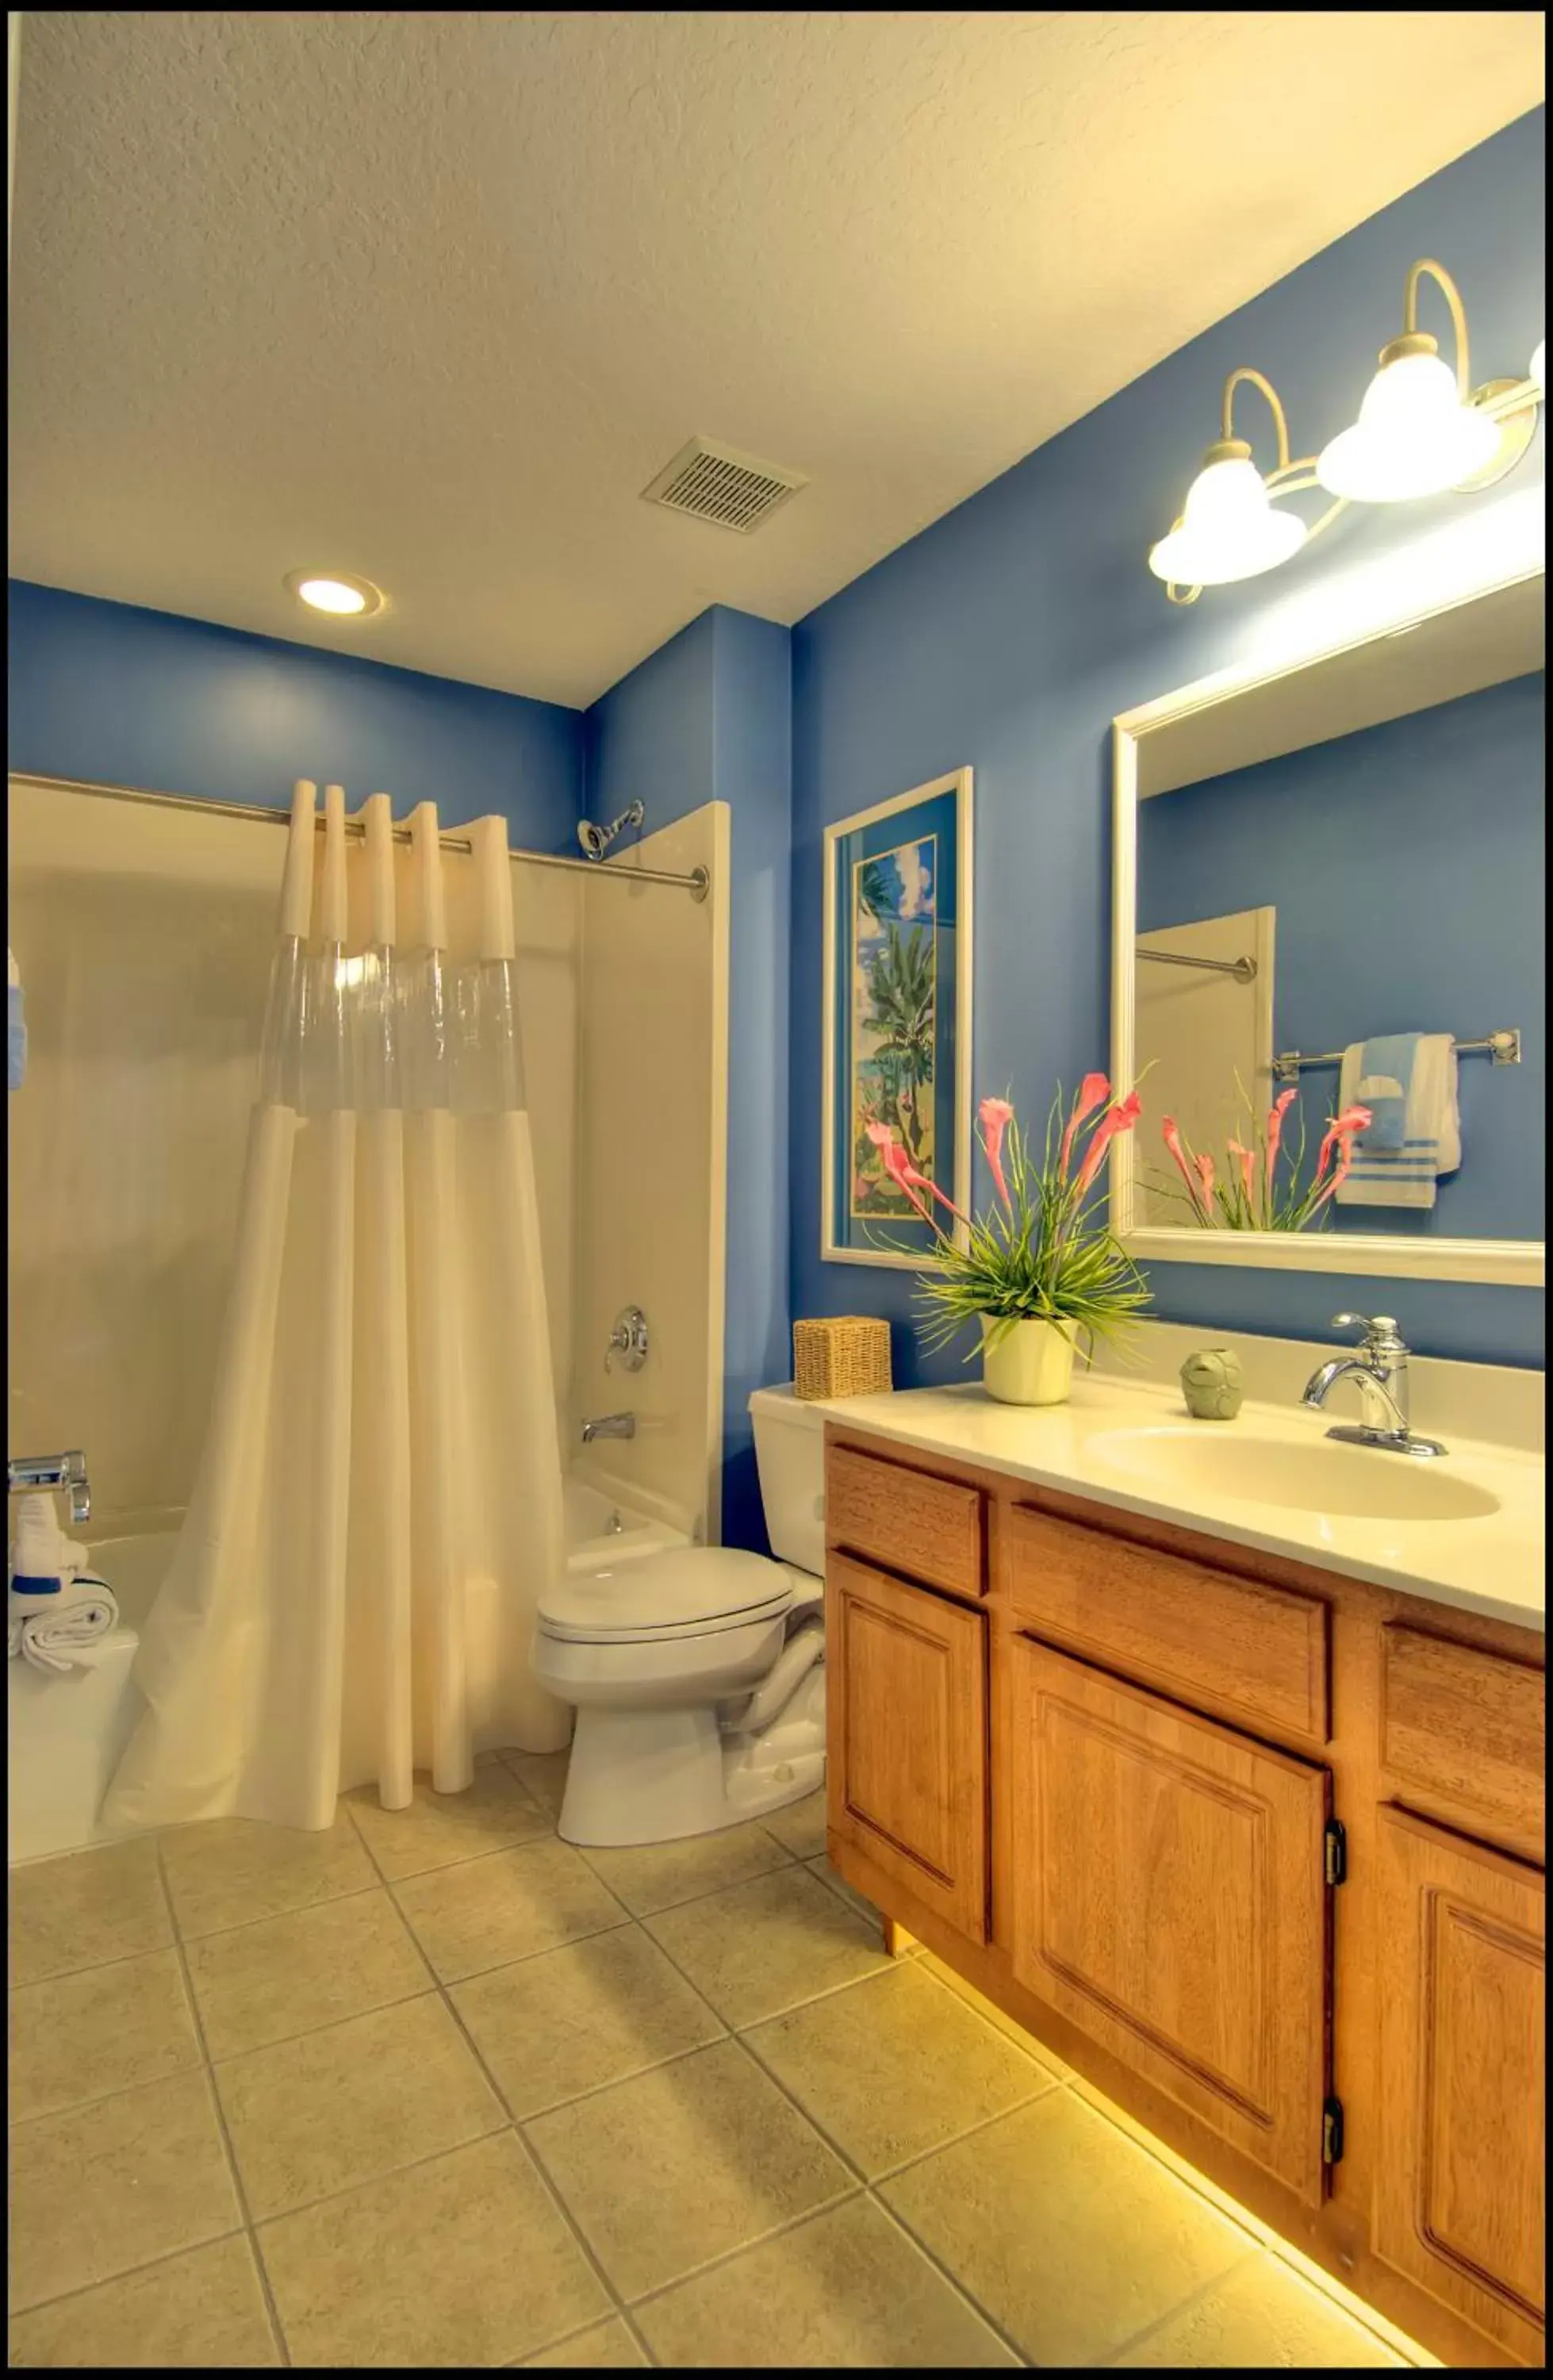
13 771 711 900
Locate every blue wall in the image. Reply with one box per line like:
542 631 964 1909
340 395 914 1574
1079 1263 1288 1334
585 605 793 1550
8 581 583 843
1137 671 1545 1240
788 108 1545 1376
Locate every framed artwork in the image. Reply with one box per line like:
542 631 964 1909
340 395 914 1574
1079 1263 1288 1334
821 766 973 1267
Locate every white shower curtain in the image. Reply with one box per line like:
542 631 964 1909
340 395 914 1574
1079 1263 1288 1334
105 781 570 1833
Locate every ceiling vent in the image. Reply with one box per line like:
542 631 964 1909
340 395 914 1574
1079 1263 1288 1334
641 436 807 534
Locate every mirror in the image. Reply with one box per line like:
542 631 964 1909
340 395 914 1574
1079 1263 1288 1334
1112 566 1543 1285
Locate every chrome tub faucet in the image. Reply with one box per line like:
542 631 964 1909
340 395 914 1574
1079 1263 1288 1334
1300 1315 1446 1459
580 1413 636 1444
7 1450 92 1526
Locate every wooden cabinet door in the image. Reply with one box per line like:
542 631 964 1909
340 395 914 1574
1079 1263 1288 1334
1374 1806 1545 2361
827 1553 988 1941
1010 1637 1331 2203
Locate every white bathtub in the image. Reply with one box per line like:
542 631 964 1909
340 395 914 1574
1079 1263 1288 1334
7 1479 684 1866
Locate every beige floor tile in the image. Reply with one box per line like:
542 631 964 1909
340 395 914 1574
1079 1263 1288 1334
7 1839 171 1987
579 1819 793 1917
523 2317 648 2367
502 1748 571 1821
804 1852 885 1931
1116 2249 1407 2367
258 2129 608 2367
916 1949 1073 2075
8 2068 241 2313
526 2036 850 2300
635 2194 1018 2368
347 1764 551 1879
744 1960 1057 2176
645 1864 892 2029
9 1947 200 2122
213 1990 504 2219
185 1887 430 2059
395 1837 626 1983
882 2090 1251 2367
7 2234 278 2368
452 1924 723 2118
762 1789 829 1861
159 1814 375 1940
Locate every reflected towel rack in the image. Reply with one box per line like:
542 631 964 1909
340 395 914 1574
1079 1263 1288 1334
1272 1029 1521 1082
1137 946 1258 984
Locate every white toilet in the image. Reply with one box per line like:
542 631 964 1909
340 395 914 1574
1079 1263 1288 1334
533 1385 827 1847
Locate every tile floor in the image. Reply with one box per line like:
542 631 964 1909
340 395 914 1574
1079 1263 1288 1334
8 1753 1428 2368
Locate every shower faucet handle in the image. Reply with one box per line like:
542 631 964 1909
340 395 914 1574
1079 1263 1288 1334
8 1449 92 1528
604 1307 649 1373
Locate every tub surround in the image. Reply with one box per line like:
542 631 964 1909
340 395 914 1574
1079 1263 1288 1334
823 1395 1546 2367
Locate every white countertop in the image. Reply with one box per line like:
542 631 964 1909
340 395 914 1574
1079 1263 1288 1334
814 1375 1546 1634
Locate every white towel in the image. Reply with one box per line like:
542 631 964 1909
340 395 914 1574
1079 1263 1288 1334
7 1574 120 1672
1336 1033 1459 1208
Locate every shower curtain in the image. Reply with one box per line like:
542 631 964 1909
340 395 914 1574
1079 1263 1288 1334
105 781 570 1833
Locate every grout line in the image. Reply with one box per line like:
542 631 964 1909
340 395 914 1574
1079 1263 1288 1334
153 1835 293 2369
856 2186 1035 2367
346 1791 660 2369
1091 2242 1267 2367
618 2179 870 2318
5 2226 252 2328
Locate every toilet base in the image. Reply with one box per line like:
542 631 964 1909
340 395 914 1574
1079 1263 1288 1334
557 1684 825 1849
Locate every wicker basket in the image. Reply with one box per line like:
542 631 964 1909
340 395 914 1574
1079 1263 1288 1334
792 1315 892 1401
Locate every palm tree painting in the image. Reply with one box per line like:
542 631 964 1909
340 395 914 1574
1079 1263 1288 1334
850 835 938 1216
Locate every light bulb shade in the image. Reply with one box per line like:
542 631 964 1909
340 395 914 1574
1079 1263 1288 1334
1148 455 1306 586
1532 339 1545 389
1317 347 1499 501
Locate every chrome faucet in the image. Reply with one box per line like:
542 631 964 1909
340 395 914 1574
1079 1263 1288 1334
580 1412 636 1445
7 1451 92 1526
1300 1315 1446 1459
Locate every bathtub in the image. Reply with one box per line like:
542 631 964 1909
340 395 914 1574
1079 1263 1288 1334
6 1479 687 1866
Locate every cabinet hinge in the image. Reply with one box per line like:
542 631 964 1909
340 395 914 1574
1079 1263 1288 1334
1323 1818 1348 1887
1321 2096 1345 2166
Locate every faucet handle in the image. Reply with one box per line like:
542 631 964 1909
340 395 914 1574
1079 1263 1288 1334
1331 1312 1402 1347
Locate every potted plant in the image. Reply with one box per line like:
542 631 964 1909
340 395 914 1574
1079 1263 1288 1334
868 1075 1150 1405
1156 1088 1373 1231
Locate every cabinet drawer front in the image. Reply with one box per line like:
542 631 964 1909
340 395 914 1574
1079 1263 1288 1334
827 1555 988 1943
1374 1807 1545 2357
1381 1626 1545 1859
1009 1637 1330 2205
827 1444 984 1601
1005 1502 1329 1745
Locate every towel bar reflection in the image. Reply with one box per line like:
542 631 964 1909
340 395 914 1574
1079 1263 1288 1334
1272 1029 1521 1082
1137 947 1258 984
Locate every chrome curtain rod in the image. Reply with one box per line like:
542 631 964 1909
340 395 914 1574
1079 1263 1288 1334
1137 946 1258 985
13 772 711 901
1272 1029 1521 1081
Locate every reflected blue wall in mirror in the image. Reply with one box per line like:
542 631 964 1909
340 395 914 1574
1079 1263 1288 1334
1136 671 1544 1241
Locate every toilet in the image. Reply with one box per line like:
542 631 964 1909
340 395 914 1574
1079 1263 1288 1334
533 1385 828 1847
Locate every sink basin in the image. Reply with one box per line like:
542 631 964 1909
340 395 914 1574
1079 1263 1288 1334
1082 1427 1501 1524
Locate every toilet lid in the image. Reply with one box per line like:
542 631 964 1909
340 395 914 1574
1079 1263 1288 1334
538 1547 795 1641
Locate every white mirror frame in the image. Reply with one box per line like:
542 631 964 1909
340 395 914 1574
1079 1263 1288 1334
1110 549 1544 1289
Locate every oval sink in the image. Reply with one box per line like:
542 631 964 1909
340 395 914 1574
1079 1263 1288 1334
1082 1428 1501 1524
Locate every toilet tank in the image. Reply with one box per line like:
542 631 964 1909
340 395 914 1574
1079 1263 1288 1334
748 1384 827 1576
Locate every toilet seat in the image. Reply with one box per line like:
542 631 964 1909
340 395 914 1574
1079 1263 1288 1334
537 1546 795 1646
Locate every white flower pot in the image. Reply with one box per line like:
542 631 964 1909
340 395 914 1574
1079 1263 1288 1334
980 1315 1078 1407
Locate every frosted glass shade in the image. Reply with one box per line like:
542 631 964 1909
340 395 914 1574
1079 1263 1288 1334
1148 455 1306 587
1317 349 1499 502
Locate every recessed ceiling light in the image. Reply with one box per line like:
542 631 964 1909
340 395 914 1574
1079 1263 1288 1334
282 569 385 617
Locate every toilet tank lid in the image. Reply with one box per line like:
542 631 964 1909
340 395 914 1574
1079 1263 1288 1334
747 1383 826 1430
539 1545 792 1636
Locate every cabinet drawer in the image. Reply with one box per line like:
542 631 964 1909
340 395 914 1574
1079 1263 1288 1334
826 1443 984 1602
1381 1626 1544 1858
1005 1501 1329 1745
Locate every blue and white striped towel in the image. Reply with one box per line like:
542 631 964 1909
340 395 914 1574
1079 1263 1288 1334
1336 1033 1459 1208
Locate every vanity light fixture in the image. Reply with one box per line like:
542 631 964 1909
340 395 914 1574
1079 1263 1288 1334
282 570 385 618
1151 259 1543 601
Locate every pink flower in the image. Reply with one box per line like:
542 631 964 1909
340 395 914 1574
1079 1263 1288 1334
1194 1152 1216 1207
1226 1137 1256 1202
978 1096 1016 1212
899 1157 969 1228
1162 1115 1210 1221
1059 1073 1111 1180
1314 1104 1374 1180
1074 1091 1141 1200
867 1123 932 1221
1264 1087 1298 1202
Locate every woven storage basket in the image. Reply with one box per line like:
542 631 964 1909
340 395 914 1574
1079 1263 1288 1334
793 1315 892 1400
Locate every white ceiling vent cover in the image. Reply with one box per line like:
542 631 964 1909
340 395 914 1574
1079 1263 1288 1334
642 436 807 534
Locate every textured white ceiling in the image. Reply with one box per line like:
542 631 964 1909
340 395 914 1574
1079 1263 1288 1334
8 12 1545 708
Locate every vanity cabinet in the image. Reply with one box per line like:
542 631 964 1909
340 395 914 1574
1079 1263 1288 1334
1009 1637 1331 2204
824 1422 1547 2370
